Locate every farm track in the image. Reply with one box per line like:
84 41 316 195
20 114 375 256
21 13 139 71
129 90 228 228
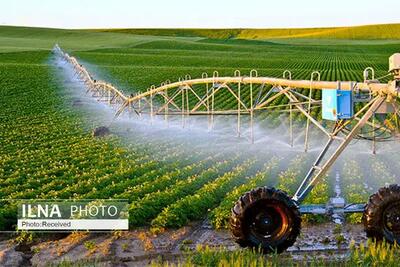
0 222 366 266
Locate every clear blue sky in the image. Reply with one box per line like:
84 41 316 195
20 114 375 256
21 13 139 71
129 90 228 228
1 0 400 29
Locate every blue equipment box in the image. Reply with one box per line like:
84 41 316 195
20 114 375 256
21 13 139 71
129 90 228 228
322 89 353 121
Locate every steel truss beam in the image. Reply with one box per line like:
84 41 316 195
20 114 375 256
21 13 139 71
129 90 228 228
54 45 399 212
293 96 386 203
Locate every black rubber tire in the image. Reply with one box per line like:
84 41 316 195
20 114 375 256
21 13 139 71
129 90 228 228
363 184 400 244
230 187 301 253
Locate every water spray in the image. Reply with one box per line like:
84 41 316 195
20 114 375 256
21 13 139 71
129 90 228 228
53 44 400 253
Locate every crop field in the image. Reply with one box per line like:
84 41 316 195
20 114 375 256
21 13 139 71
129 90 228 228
1 25 400 265
95 23 400 40
71 32 400 227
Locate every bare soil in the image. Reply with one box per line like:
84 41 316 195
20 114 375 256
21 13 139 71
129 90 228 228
0 221 367 266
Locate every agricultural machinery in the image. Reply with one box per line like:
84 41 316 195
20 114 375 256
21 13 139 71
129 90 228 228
53 45 400 253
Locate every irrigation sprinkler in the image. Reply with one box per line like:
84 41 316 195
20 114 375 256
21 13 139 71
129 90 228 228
53 45 400 253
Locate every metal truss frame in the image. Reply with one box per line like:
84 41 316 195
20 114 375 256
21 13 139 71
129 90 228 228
54 45 399 216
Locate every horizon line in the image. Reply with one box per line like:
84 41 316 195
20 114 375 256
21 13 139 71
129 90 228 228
1 22 400 31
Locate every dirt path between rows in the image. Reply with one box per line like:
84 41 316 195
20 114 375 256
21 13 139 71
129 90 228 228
0 221 367 266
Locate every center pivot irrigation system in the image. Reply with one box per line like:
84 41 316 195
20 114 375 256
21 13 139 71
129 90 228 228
54 45 400 253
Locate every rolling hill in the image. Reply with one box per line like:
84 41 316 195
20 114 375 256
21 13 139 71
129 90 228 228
94 23 400 40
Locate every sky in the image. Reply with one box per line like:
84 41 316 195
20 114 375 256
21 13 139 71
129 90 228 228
1 0 400 29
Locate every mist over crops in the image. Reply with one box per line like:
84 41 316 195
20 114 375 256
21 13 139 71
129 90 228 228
54 48 400 231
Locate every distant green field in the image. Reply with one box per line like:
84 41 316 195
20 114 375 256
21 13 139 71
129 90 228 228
1 23 399 53
94 23 400 40
0 25 400 231
0 26 201 52
238 23 400 40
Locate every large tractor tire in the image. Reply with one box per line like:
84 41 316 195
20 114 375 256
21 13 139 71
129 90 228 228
230 187 301 253
363 184 400 244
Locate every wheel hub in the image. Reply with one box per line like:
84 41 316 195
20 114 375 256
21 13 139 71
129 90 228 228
253 211 281 237
249 203 289 240
384 202 400 233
